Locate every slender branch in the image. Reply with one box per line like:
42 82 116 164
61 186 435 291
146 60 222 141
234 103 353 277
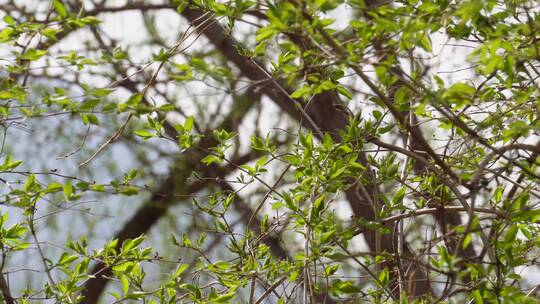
0 243 14 304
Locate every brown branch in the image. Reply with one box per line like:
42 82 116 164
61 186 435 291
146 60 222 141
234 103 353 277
0 274 13 304
381 206 503 224
0 246 14 304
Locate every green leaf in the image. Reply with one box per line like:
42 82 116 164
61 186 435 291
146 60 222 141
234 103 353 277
493 186 504 203
112 262 132 272
211 291 235 303
394 87 410 104
24 174 36 192
213 260 231 270
311 195 325 219
0 28 14 43
291 86 310 99
171 63 192 81
0 156 22 171
53 0 68 18
330 166 347 179
119 186 138 196
125 93 142 106
378 268 389 285
462 234 472 249
20 49 47 61
175 264 189 277
134 130 154 140
251 135 265 151
46 183 63 193
79 16 101 25
121 274 129 294
3 15 14 25
325 264 339 276
443 82 475 105
299 131 313 149
504 226 518 244
336 85 353 99
57 253 78 266
332 280 360 294
391 187 406 205
201 154 221 165
184 116 194 132
158 104 175 112
81 113 99 125
256 27 275 42
63 183 73 201
79 99 100 111
124 291 146 300
418 33 432 52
